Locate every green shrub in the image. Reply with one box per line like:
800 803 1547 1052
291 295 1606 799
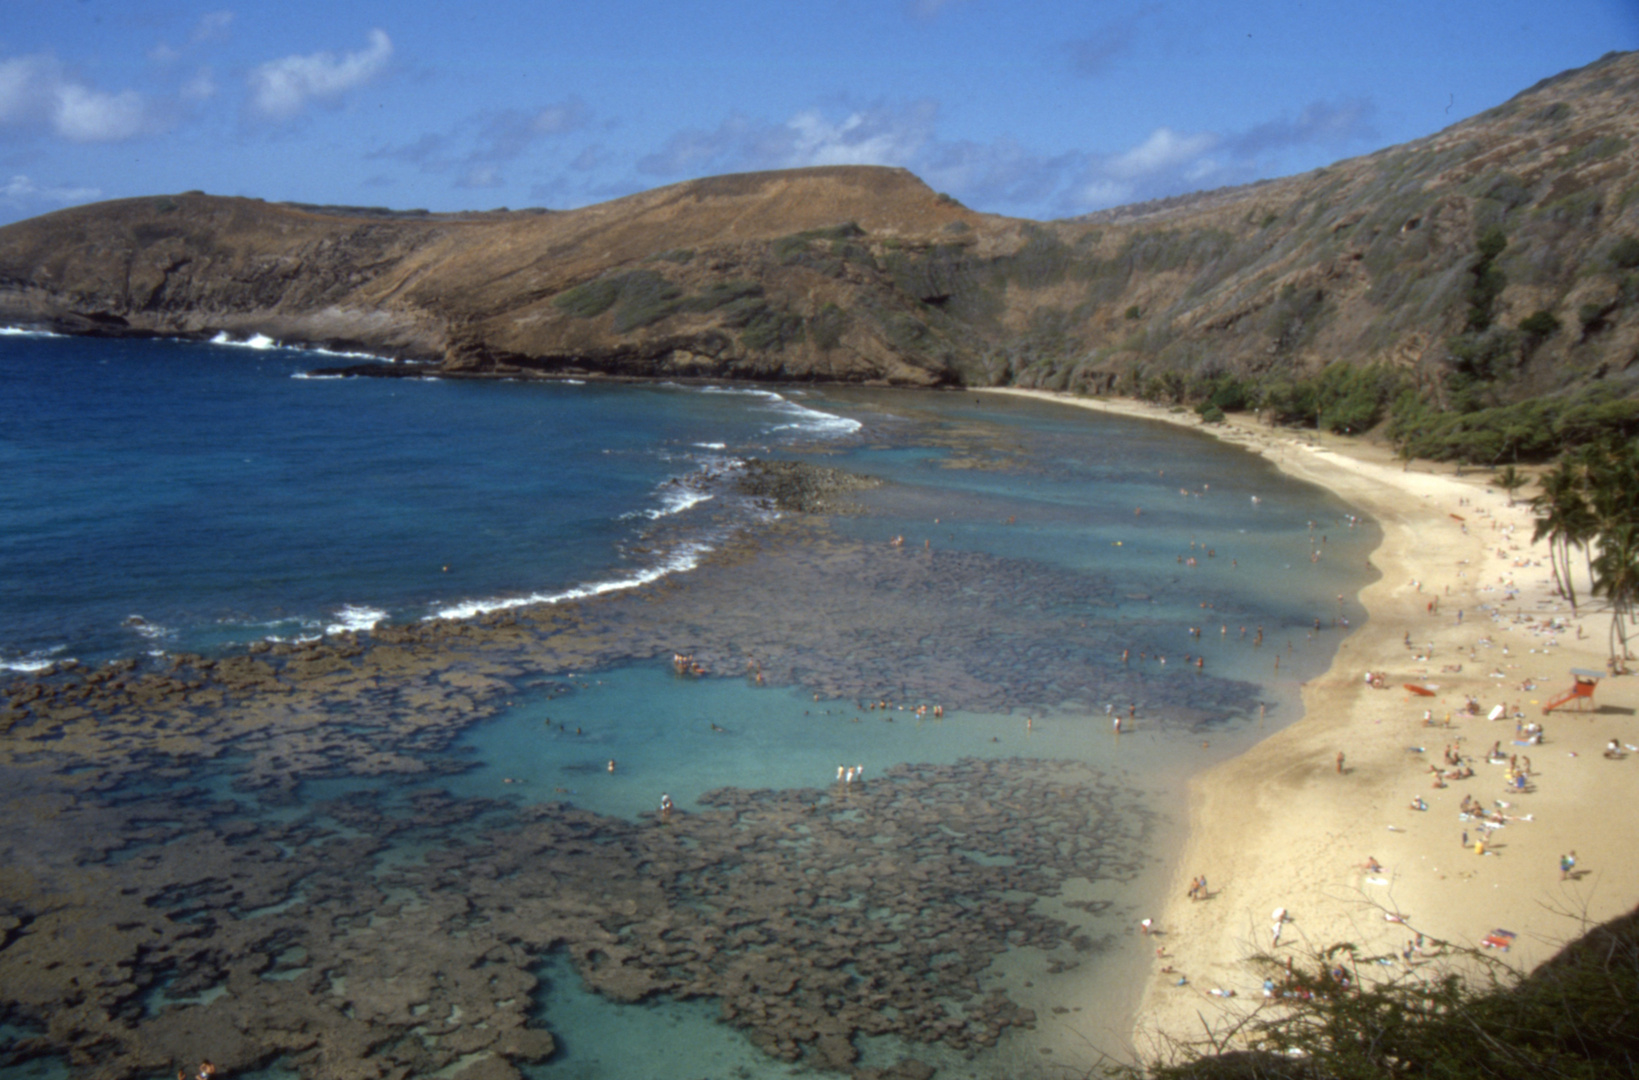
1466 226 1509 331
1388 385 1639 463
553 276 623 318
772 223 866 265
1519 309 1562 337
609 270 683 332
1609 235 1639 271
679 280 763 313
880 312 929 351
739 306 804 351
808 303 847 350
1579 300 1611 331
1197 403 1226 423
550 269 688 330
1185 372 1257 413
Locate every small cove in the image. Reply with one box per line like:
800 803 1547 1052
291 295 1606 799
0 338 1379 1080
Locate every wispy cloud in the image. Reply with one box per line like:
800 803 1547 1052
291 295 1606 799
247 29 392 121
1226 99 1377 156
149 10 235 64
636 100 937 177
368 98 592 189
1065 100 1377 212
469 99 592 162
632 91 1381 220
0 55 152 141
1 173 101 208
190 11 235 46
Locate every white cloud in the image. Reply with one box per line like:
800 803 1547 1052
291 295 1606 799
248 29 392 120
0 55 151 141
784 105 934 166
637 101 937 177
182 67 218 102
54 84 149 142
1 174 101 207
1106 127 1219 180
627 92 1380 220
458 166 503 189
190 11 235 46
150 11 234 64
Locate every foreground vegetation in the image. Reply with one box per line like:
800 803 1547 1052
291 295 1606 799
1118 906 1638 1079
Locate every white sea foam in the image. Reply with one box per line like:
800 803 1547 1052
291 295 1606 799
425 543 710 622
638 488 713 520
767 397 863 436
290 372 346 380
125 616 173 641
695 442 727 450
0 646 71 673
210 332 279 350
0 326 65 339
696 385 862 438
304 345 387 361
325 604 387 635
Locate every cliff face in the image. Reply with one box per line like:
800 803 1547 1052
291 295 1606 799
2 52 1637 397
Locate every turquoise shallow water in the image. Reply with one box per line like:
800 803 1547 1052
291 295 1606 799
0 335 1380 1080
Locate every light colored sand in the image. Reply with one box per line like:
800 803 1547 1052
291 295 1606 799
981 389 1639 1059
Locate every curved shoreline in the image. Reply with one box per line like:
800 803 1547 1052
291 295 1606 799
980 389 1639 1056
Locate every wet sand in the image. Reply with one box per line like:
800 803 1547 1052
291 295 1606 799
983 389 1639 1056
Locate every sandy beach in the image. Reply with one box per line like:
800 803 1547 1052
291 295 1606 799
984 388 1639 1057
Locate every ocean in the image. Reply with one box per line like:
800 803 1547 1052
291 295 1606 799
0 331 1378 1080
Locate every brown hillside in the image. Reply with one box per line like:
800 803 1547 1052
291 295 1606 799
1 52 1637 411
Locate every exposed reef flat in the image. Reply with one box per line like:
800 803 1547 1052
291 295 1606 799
0 752 1147 1080
734 459 884 514
0 512 1250 1079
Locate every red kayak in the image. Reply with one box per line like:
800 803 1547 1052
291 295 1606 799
1404 684 1436 697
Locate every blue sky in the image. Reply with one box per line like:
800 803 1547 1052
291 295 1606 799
1 1 1635 225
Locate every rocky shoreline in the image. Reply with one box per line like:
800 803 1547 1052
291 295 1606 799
734 459 884 514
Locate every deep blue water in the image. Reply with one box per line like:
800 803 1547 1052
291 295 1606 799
0 331 854 668
0 330 1385 1080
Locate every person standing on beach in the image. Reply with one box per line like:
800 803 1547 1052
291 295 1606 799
1336 751 1345 774
1560 851 1576 880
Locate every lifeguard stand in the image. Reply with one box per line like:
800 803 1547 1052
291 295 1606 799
1542 668 1603 715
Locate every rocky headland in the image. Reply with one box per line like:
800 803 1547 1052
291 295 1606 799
2 52 1636 407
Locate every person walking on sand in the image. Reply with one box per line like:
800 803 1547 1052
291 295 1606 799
1560 851 1576 880
1336 750 1345 774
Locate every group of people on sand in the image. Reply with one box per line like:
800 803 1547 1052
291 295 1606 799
836 764 865 784
1426 741 1477 786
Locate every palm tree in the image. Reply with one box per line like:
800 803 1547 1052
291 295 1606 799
1531 460 1586 610
1592 521 1639 664
1577 437 1639 663
1494 464 1527 506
